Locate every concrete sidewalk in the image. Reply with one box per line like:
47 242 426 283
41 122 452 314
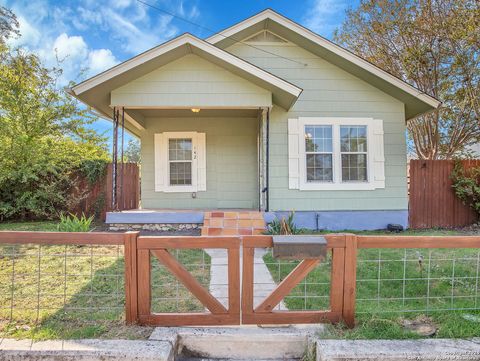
0 338 173 361
317 339 480 361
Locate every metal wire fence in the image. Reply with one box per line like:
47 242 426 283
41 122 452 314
261 248 331 311
356 248 480 315
150 248 212 313
0 243 125 327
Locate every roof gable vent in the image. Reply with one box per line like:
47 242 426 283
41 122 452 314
244 30 287 43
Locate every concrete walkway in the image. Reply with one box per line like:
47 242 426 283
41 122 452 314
206 248 286 310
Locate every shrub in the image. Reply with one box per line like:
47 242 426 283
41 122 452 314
451 161 480 214
57 213 94 232
266 212 304 235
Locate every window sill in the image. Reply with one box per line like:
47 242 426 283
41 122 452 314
299 182 376 191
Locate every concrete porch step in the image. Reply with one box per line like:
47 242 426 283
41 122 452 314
150 326 321 360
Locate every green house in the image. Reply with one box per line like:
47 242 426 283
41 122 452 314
69 9 440 230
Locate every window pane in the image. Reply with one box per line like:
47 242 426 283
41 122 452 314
170 162 192 185
169 139 192 161
341 154 367 182
340 126 367 152
306 154 333 182
305 125 332 153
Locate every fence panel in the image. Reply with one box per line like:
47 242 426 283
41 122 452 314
74 163 140 219
355 235 480 317
409 160 480 228
0 231 128 335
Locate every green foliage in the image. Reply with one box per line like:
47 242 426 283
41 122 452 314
0 17 109 220
124 138 141 163
57 213 93 232
266 212 304 235
451 162 480 214
78 159 109 185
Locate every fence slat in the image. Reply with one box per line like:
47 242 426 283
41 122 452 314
409 160 479 228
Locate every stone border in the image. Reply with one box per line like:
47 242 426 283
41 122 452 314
108 223 200 231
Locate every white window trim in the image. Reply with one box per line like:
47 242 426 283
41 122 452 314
297 117 377 191
155 131 206 193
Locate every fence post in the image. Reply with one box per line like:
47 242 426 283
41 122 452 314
342 233 358 328
124 231 139 324
330 245 345 322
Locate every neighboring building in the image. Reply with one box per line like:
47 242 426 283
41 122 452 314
68 9 440 230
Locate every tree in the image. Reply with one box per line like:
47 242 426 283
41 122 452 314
124 138 141 163
0 7 109 220
334 0 480 159
0 6 19 45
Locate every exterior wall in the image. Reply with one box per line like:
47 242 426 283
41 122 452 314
226 41 408 223
111 54 272 108
141 116 259 209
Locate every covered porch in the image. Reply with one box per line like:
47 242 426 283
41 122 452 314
69 34 300 217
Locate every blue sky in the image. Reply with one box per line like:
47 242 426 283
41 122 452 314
2 0 358 146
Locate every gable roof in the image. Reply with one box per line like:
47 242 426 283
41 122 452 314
207 9 441 120
69 33 302 116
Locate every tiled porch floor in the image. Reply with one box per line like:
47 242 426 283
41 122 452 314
201 211 266 236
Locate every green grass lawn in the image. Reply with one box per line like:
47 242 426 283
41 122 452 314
0 221 211 340
263 229 480 339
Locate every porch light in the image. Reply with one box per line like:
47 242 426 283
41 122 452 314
191 108 201 113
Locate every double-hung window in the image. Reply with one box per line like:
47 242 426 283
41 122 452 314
289 117 385 190
155 132 206 193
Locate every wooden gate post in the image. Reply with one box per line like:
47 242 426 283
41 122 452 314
342 234 358 328
124 231 139 324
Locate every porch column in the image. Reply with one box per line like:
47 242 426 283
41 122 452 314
259 107 270 211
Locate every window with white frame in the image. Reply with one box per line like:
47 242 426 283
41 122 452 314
155 132 206 193
340 126 368 182
288 117 385 191
168 138 193 186
305 125 333 182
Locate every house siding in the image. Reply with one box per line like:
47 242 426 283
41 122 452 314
111 54 272 108
140 116 259 209
226 41 408 213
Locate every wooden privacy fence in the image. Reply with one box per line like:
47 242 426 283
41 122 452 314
74 163 139 219
1 232 480 328
409 159 480 228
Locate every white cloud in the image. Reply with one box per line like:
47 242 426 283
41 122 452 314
3 0 199 83
87 49 118 74
53 33 88 62
303 0 347 37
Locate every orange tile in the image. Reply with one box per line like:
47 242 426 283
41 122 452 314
222 228 239 236
224 212 239 219
238 228 253 235
238 219 253 228
203 212 211 219
211 212 224 218
210 218 223 227
252 219 265 228
203 219 210 227
224 219 238 228
253 228 265 235
238 212 251 219
201 228 208 236
250 212 263 219
208 228 222 236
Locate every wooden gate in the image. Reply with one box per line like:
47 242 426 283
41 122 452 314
126 234 356 327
